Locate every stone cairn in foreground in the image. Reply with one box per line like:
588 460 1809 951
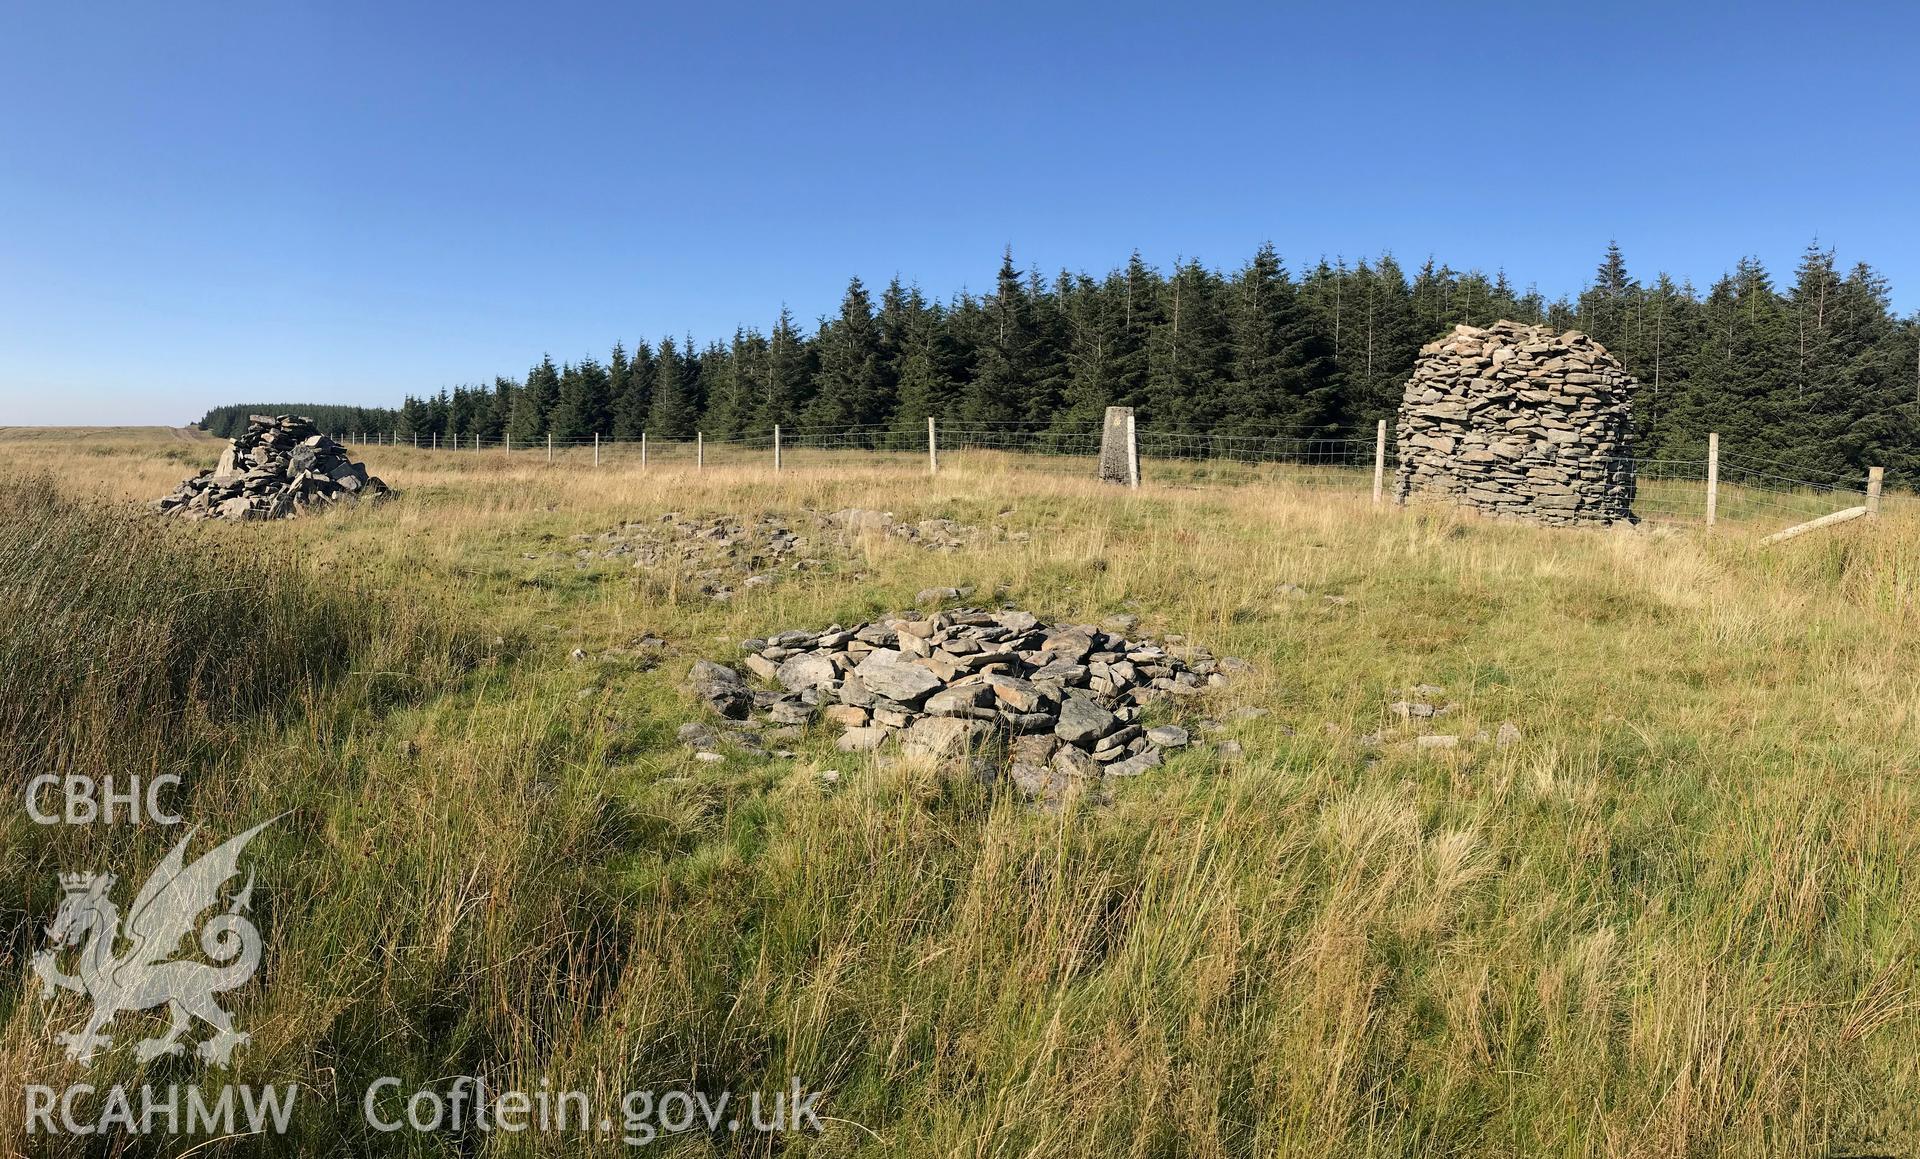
155 415 390 521
687 608 1249 806
1393 321 1635 526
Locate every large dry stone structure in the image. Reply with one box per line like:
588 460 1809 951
1393 321 1635 526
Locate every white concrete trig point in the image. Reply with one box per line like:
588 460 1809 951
1099 406 1137 487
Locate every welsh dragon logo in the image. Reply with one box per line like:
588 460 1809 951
32 820 273 1068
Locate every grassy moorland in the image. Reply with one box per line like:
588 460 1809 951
2 427 1918 1157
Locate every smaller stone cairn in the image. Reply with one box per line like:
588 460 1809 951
1393 321 1635 526
155 414 390 521
689 608 1245 809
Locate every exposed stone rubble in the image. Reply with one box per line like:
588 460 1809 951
155 415 390 521
550 507 1021 599
688 610 1245 809
1384 683 1523 752
1394 321 1636 526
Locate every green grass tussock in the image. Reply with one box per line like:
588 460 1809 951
1 432 1918 1157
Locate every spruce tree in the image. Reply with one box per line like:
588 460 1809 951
611 340 654 438
805 276 890 435
509 355 559 443
760 307 814 430
647 337 698 438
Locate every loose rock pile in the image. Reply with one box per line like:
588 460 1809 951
156 415 389 521
688 609 1246 808
551 507 1015 600
1394 321 1635 526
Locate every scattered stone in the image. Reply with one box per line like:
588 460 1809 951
558 509 998 595
154 415 391 521
703 608 1225 804
1496 721 1523 748
1106 748 1164 777
1055 696 1117 746
835 726 889 753
687 660 751 719
1394 321 1637 526
776 652 839 693
902 717 993 761
677 721 719 749
1415 734 1460 750
852 650 945 705
1145 725 1189 748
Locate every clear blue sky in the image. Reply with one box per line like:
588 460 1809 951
2 1 1915 425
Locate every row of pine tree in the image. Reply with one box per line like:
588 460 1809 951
203 243 1920 480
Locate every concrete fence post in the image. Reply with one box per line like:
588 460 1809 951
594 432 600 466
1126 412 1140 490
697 432 704 470
928 416 938 475
1372 419 1388 505
774 425 782 474
1868 465 1884 515
1706 432 1719 526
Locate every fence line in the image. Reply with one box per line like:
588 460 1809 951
331 423 1898 530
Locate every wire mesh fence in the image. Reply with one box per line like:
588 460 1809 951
334 422 1899 532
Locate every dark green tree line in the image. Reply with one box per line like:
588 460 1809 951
212 242 1919 481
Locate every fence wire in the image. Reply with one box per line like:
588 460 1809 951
332 424 1897 530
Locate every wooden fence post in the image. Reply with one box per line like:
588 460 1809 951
928 416 938 475
505 433 511 457
774 425 782 474
1706 432 1719 527
641 432 648 469
546 432 552 464
593 432 600 466
432 432 438 450
1372 419 1387 505
1126 412 1140 490
1868 466 1884 515
697 432 704 470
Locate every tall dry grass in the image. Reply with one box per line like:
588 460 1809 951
1 431 1917 1156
